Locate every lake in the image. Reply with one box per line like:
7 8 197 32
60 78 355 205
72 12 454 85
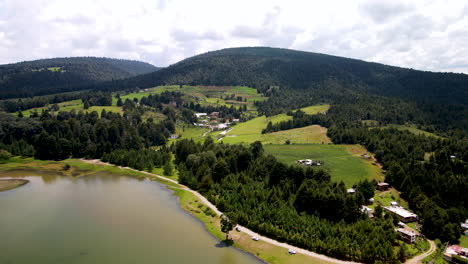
0 171 261 264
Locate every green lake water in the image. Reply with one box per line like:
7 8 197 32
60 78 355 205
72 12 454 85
0 171 261 264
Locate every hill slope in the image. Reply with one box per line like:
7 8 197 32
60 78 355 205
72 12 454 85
109 47 468 105
0 57 159 99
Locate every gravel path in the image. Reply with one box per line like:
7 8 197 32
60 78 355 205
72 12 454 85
405 239 436 264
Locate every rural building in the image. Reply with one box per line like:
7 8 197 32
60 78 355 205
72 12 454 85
297 159 321 166
444 245 468 261
396 228 416 243
368 198 375 204
232 118 240 122
461 219 468 230
390 201 398 206
194 113 207 118
361 206 374 218
216 123 229 130
384 206 418 223
376 182 390 191
209 112 220 117
170 134 179 139
347 188 356 194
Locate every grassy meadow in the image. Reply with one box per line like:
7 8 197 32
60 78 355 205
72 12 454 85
263 144 384 187
17 99 123 117
299 104 330 115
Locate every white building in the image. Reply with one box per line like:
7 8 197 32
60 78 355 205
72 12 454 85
384 206 418 223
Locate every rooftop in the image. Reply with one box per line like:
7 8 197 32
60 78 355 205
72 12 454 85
384 206 418 219
396 228 416 237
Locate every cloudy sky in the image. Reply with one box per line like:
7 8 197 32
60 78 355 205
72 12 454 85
0 0 467 73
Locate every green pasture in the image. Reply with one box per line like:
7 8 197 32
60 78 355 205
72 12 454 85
263 144 384 187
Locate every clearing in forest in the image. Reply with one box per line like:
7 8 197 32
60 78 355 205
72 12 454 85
263 144 384 187
299 104 330 115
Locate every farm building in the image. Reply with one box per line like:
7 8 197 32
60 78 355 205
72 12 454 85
194 113 207 118
390 201 398 206
384 206 418 223
396 228 416 243
361 206 374 218
347 188 356 194
376 182 390 191
297 159 321 166
461 219 468 230
444 245 468 261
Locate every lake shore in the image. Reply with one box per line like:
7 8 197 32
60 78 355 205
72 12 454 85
0 179 29 191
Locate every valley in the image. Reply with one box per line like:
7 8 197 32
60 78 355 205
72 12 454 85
0 47 466 264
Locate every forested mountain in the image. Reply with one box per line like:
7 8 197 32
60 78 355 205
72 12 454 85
99 47 468 105
0 57 159 99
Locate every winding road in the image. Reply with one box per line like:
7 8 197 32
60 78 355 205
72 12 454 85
80 159 435 264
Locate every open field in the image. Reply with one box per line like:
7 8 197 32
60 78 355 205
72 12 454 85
300 104 330 115
263 144 384 187
0 179 29 191
460 236 468 247
117 85 266 112
214 114 291 144
17 99 123 117
221 125 331 145
370 188 410 210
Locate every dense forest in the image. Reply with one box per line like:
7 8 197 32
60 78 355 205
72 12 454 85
0 57 158 99
93 47 468 106
0 107 173 160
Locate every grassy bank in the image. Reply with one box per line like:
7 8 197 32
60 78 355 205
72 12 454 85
0 179 29 191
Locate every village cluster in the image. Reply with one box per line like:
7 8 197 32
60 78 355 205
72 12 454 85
194 112 239 131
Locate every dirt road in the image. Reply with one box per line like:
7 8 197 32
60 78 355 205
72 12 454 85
405 239 436 264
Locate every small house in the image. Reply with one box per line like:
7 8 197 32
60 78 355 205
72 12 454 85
347 188 356 194
390 201 398 206
170 134 179 139
396 228 416 243
461 220 468 230
361 206 374 218
195 113 207 118
376 182 390 191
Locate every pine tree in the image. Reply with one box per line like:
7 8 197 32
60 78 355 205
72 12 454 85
163 160 173 176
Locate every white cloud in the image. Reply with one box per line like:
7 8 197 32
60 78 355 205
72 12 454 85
0 0 467 73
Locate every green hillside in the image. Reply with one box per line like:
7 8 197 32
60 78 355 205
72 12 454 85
0 57 159 99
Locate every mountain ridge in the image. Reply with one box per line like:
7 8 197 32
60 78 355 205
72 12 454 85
0 57 159 99
101 47 468 106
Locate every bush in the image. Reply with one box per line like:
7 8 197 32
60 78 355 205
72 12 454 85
0 149 12 160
